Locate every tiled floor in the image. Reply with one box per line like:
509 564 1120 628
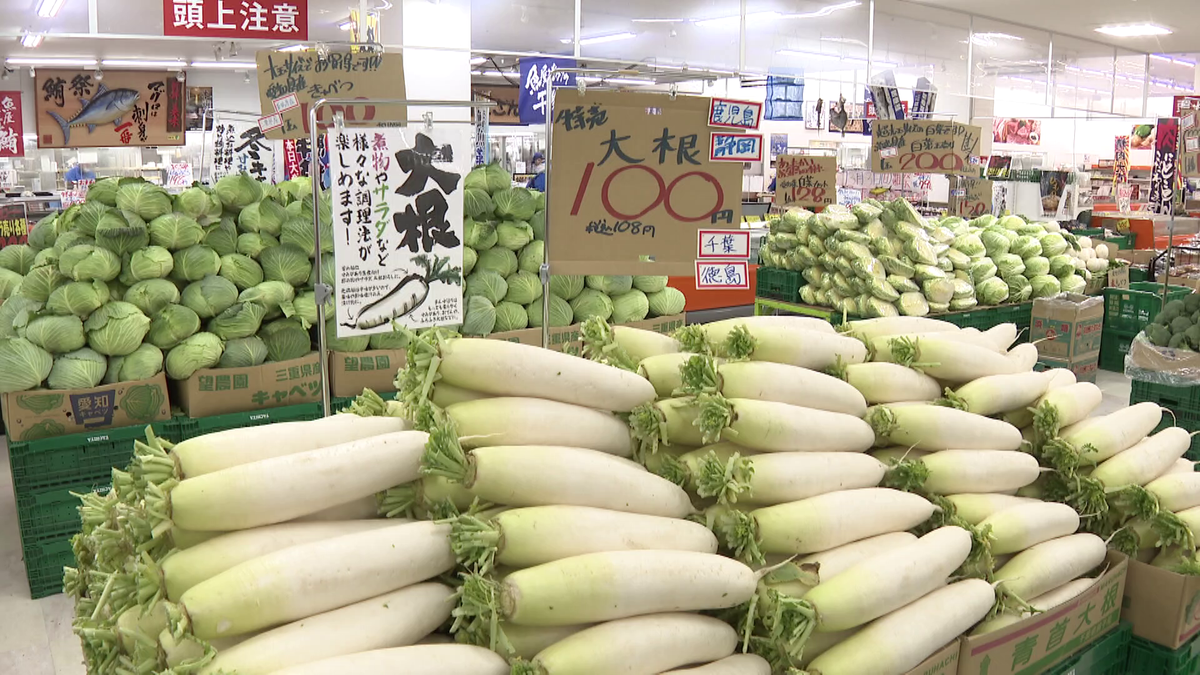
0 369 1139 674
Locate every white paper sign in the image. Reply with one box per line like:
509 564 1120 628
209 120 278 183
331 126 470 337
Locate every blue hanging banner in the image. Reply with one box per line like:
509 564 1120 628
519 57 577 124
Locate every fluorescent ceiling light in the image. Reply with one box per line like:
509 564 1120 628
21 32 44 49
1151 54 1196 68
6 57 97 66
1095 23 1172 37
631 18 685 23
776 49 896 68
560 32 637 45
101 59 185 68
821 37 867 47
190 60 255 69
969 32 1024 46
36 0 66 18
694 11 777 27
470 56 487 65
472 71 513 79
279 44 306 52
782 1 861 19
337 19 354 30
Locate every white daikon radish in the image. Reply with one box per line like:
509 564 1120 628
874 335 1028 383
979 502 1080 555
867 405 1023 451
1054 402 1164 464
639 353 695 398
697 451 886 506
445 397 635 457
292 497 380 522
1031 382 1105 439
983 323 1020 351
267 645 508 675
1090 427 1191 488
1146 471 1200 512
843 316 959 342
430 382 491 408
945 493 1041 525
762 532 918 599
679 356 868 417
942 371 1052 417
993 534 1106 603
971 577 1095 635
796 628 858 668
869 447 931 464
660 654 771 675
612 324 681 362
703 315 837 340
912 450 1042 495
837 362 942 404
1167 458 1197 475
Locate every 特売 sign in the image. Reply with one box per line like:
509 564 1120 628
35 70 185 148
708 98 761 130
0 203 29 247
774 155 836 208
546 89 744 276
870 120 981 175
697 229 750 259
519 57 575 125
951 178 994 218
695 261 749 289
710 132 762 162
255 50 405 140
0 91 23 158
163 0 307 39
330 126 470 337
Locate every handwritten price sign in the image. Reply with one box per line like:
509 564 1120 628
548 89 743 275
774 155 836 208
951 178 994 218
871 120 982 176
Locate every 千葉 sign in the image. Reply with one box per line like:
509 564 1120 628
870 120 982 175
547 89 743 276
774 155 836 208
254 50 405 140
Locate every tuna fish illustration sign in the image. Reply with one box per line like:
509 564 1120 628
35 69 186 148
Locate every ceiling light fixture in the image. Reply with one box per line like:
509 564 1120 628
35 0 67 18
6 57 97 66
279 44 306 52
471 70 514 79
559 32 637 45
1150 53 1196 68
189 60 256 69
781 1 861 20
693 11 777 28
776 49 896 68
337 18 354 30
631 18 686 23
1095 23 1172 38
820 37 867 47
470 56 487 65
21 32 44 48
101 59 186 68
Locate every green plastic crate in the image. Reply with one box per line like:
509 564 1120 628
1104 234 1136 250
937 302 1034 341
1044 621 1131 675
1104 282 1193 333
1099 328 1137 373
171 403 323 441
8 422 171 491
1076 227 1106 237
23 535 73 599
1131 268 1149 283
1130 381 1200 460
1127 630 1200 675
16 481 107 542
754 267 803 303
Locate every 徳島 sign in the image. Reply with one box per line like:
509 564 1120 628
774 155 836 208
163 0 307 39
35 70 185 148
870 120 981 176
547 89 743 276
331 127 470 337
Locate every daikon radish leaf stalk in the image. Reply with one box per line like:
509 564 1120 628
578 316 638 371
376 475 476 519
674 324 715 355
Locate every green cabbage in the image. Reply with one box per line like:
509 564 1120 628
60 245 121 282
647 287 686 316
237 280 295 315
127 246 175 281
570 288 613 323
518 241 544 275
95 210 150 257
21 314 87 354
1049 254 1075 279
528 294 574 328
115 181 173 221
236 232 279 259
218 254 265 290
633 276 669 293
494 301 528 333
476 247 518 278
923 278 955 304
84 301 151 356
496 221 534 251
204 218 240 256
951 278 974 299
464 219 497 251
1030 274 1062 298
165 332 224 379
0 244 35 275
106 343 163 382
1040 233 1069 257
465 165 488 192
86 177 121 206
0 337 53 392
994 253 1026 278
280 217 317 256
493 188 537 221
950 297 978 311
969 259 997 283
208 302 267 341
47 347 107 390
976 277 1010 305
291 291 318 329
0 268 20 301
464 189 495 220
368 328 410 350
215 172 264 212
612 289 650 324
463 247 478 277
466 270 508 305
259 318 310 361
325 316 370 352
219 336 268 368
1061 274 1087 294
462 296 497 336
147 213 205 251
550 275 585 300
530 211 545 241
238 199 288 237
504 271 543 305
174 187 213 220
1011 236 1042 259
259 244 310 286
952 233 986 257
182 275 240 319
1005 275 1032 303
73 201 109 237
586 275 633 295
171 245 222 282
1024 256 1051 278
28 215 58 251
33 247 58 271
123 279 180 316
898 292 930 317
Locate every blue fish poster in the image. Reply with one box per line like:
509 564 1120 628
519 57 576 124
35 69 185 148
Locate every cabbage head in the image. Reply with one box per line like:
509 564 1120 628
586 275 633 295
994 253 1026 278
504 271 543 305
476 247 517 278
323 315 369 352
87 177 122 207
259 318 310 361
1011 236 1042 259
496 221 534 251
1030 274 1062 299
124 279 180 316
466 269 508 305
28 215 59 251
0 337 53 392
1061 274 1087 295
239 199 288 237
1005 275 1032 303
922 278 955 304
95 210 149 257
529 211 545 241
237 280 295 316
279 217 316 256
976 277 1010 306
0 296 41 339
1040 233 1069 257
33 247 58 271
898 292 930 317
463 247 477 276
126 246 174 282
237 232 280 259
464 189 495 220
493 188 537 221
528 294 573 328
209 302 267 341
1049 254 1076 279
951 278 974 300
47 347 107 390
84 301 151 356
550 275 585 300
0 244 35 275
22 314 87 354
259 244 310 286
483 163 513 193
1024 256 1051 278
633 276 668 294
172 245 222 282
368 329 409 350
215 172 264 212
105 343 163 382
981 230 1011 258
969 259 997 283
0 268 22 300
73 201 110 237
183 275 239 318
15 265 65 303
570 288 613 322
60 245 121 282
494 301 528 333
612 289 650 324
204 218 240 256
519 241 544 275
165 332 224 379
465 219 497 251
465 165 488 192
149 213 205 251
462 296 497 336
115 182 173 221
647 287 686 316
174 187 213 220
218 254 265 290
219 336 268 368
291 291 319 329
952 233 986 257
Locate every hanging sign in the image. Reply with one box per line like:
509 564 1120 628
254 50 406 140
951 178 994 218
1113 136 1131 185
472 84 520 125
695 261 749 289
167 162 192 187
774 155 836 209
1181 105 1200 179
0 203 29 248
163 0 306 39
1149 117 1179 214
708 98 762 130
769 133 787 159
331 126 470 337
547 89 743 276
209 120 278 183
697 229 750 259
710 132 762 162
1116 183 1134 213
870 120 981 175
0 91 24 158
35 70 185 148
518 57 575 125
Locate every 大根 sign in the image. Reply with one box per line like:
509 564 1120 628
870 120 982 176
163 0 306 39
0 91 23 157
35 70 184 148
774 155 836 209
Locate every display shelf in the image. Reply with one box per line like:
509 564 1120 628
22 535 73 600
15 480 105 543
754 268 803 303
1099 328 1137 373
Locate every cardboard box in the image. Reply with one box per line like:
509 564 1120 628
1036 354 1099 383
489 313 688 353
1122 557 1200 649
957 551 1128 675
172 353 323 418
1031 294 1105 359
327 349 407 398
1114 249 1158 266
905 640 959 675
2 373 171 442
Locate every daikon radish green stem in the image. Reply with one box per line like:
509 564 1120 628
266 644 508 675
971 577 1095 636
877 335 1027 383
872 331 999 354
979 502 1080 555
1031 383 1104 441
696 450 886 506
661 654 771 674
759 532 917 599
398 331 656 413
141 431 428 534
174 520 454 640
639 353 696 398
939 371 1052 416
830 362 941 404
450 505 717 571
678 355 868 417
886 450 1041 495
841 316 959 342
629 398 706 457
993 533 1106 609
422 424 694 517
445 397 634 457
614 324 682 361
376 475 475 520
712 488 935 565
868 405 1022 451
198 583 454 675
578 317 639 371
719 324 867 370
807 579 994 675
1045 402 1165 470
512 613 738 675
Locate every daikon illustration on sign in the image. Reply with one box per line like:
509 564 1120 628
331 127 469 337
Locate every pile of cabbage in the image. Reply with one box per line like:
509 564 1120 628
0 173 364 394
758 198 1111 318
461 162 685 335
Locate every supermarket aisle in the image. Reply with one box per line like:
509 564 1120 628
0 438 86 675
1094 369 1133 416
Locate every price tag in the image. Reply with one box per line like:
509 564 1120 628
880 147 898 158
695 261 749 289
1183 113 1197 130
257 113 284 133
697 229 750 259
1187 137 1200 153
950 188 966 197
871 120 983 176
951 177 994 218
774 155 836 208
272 93 300 114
